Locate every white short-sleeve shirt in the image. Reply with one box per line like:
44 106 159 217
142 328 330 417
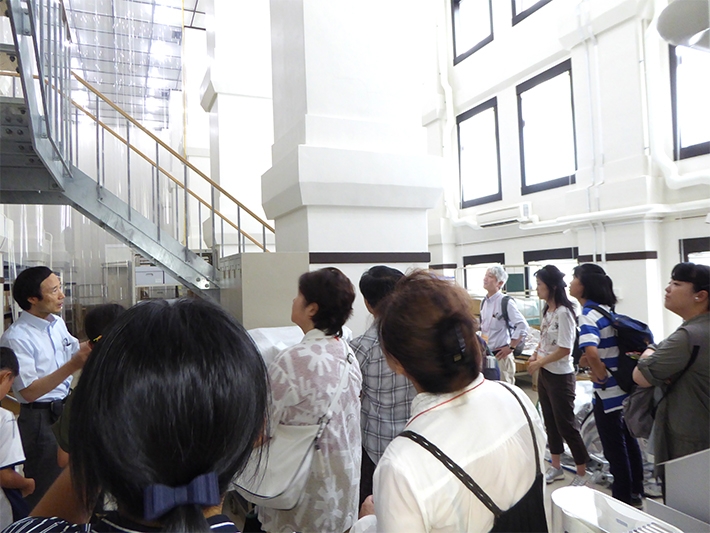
538 306 576 375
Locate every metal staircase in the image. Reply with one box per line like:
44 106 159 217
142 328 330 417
0 0 274 300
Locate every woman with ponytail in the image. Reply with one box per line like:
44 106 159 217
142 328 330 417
353 270 548 533
570 264 644 507
5 298 269 532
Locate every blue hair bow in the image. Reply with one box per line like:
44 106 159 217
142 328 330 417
143 472 221 521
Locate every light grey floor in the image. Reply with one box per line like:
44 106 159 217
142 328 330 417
514 372 658 529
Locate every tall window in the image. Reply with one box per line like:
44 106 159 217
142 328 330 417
517 59 577 195
512 0 553 25
670 46 710 160
451 0 493 64
680 237 710 264
458 97 502 207
462 253 504 294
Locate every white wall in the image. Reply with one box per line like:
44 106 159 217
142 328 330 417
425 0 710 338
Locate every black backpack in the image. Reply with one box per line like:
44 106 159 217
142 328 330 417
500 295 525 357
588 305 654 392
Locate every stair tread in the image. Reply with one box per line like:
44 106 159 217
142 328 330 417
0 43 15 53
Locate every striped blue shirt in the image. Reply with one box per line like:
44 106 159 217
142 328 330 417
2 514 238 533
578 301 627 413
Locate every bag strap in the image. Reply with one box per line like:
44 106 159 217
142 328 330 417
585 304 618 384
496 381 541 475
315 340 353 442
587 303 613 324
399 382 540 518
662 343 700 396
399 430 504 517
501 295 511 332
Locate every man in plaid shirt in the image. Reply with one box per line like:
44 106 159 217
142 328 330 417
350 266 416 506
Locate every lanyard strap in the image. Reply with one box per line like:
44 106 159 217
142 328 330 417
399 382 540 516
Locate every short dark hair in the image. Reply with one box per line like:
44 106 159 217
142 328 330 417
12 266 53 311
672 262 710 310
378 270 481 394
298 268 355 337
0 347 19 376
69 298 269 531
84 303 126 343
534 265 576 316
359 266 404 309
572 263 617 308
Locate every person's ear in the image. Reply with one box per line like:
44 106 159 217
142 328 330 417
695 290 708 303
306 302 318 319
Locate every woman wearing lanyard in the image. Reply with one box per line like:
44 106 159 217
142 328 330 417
354 270 547 533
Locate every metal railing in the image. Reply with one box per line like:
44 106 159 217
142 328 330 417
69 72 275 258
5 0 274 270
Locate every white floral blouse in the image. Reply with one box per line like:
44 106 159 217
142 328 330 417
538 306 576 375
258 329 363 533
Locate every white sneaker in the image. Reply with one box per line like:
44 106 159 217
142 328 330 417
570 474 590 487
545 466 565 484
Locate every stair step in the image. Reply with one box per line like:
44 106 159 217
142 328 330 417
0 43 18 72
0 96 34 165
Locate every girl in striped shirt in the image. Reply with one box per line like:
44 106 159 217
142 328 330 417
570 264 644 507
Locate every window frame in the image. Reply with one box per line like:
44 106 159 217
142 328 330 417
457 97 503 208
522 247 579 295
669 45 710 160
463 253 505 292
511 0 553 26
680 237 710 262
451 0 494 65
516 59 578 195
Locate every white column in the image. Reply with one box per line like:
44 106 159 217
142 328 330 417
262 0 443 334
263 0 442 254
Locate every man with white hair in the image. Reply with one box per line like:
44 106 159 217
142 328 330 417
480 265 529 384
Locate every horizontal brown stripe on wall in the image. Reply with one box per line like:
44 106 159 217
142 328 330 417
310 252 431 264
577 251 658 263
429 263 458 270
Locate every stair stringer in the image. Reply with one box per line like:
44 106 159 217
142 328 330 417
62 164 221 300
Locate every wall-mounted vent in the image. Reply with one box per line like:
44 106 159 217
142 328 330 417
477 203 532 228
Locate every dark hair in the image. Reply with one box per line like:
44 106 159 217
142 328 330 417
534 265 576 316
12 266 53 311
671 262 710 310
84 303 126 343
298 267 355 337
359 266 404 309
69 298 268 532
572 263 617 308
378 270 481 393
0 347 19 376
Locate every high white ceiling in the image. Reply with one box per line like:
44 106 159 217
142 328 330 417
65 0 206 129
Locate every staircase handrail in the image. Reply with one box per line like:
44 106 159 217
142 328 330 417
71 71 275 234
70 98 266 250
